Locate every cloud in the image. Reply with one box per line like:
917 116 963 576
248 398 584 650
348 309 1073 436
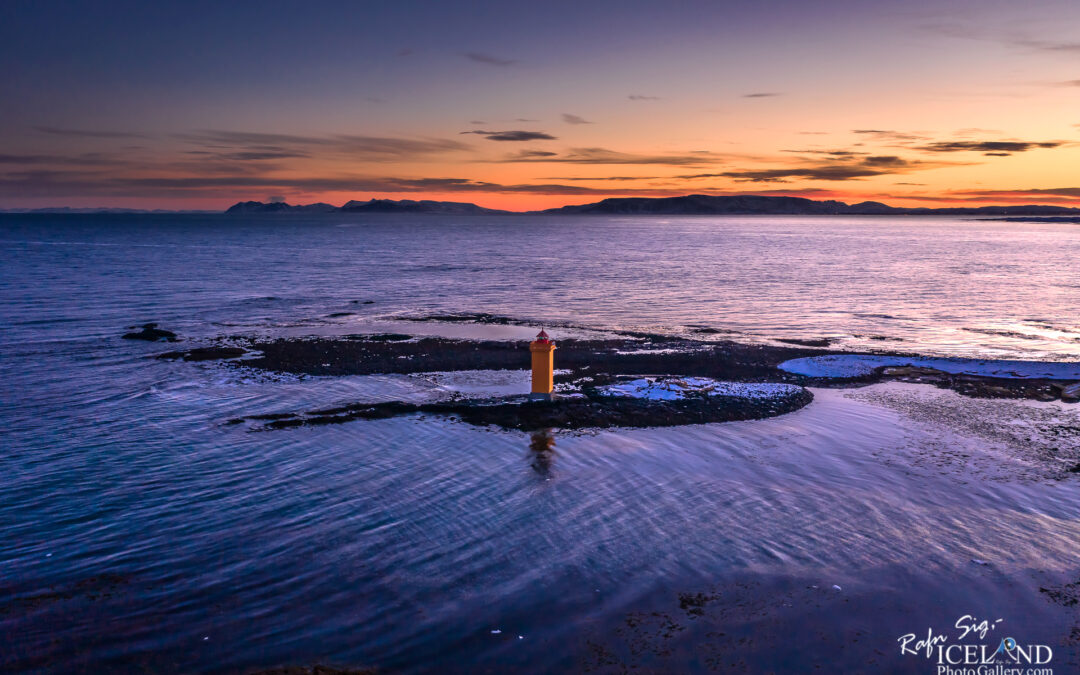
0 164 984 202
460 129 556 142
853 128 1068 156
953 187 1080 198
0 169 677 198
784 149 868 158
915 140 1063 154
852 129 930 142
542 175 663 181
177 130 470 159
743 92 782 98
1060 80 1080 87
499 147 723 166
509 150 558 158
15 158 867 199
0 154 47 164
924 23 1080 55
1013 38 1080 53
898 188 1080 205
463 52 517 66
628 94 660 101
721 167 884 182
220 150 309 161
0 152 129 167
718 155 943 183
862 155 911 167
386 177 605 194
952 127 1004 136
35 126 146 139
561 113 593 125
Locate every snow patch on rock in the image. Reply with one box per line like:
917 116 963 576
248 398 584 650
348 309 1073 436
779 354 1080 380
598 377 803 401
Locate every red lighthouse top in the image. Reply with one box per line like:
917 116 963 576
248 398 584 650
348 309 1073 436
534 329 550 342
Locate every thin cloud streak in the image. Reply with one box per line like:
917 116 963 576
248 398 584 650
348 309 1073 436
463 52 517 66
915 140 1063 154
175 130 471 160
35 126 147 139
719 155 953 183
461 130 557 142
499 147 723 166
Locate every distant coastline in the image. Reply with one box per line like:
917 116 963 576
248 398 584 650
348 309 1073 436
224 195 1080 217
4 194 1080 217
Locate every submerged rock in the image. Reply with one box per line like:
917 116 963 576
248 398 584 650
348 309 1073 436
157 346 247 361
776 337 833 347
122 323 178 342
346 333 412 342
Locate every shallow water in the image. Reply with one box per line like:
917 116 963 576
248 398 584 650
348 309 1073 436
1 214 1079 672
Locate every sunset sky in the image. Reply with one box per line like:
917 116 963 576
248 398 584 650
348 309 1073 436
2 0 1079 211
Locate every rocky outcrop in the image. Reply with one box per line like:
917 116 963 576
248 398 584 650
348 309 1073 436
1059 382 1080 403
235 385 814 432
122 323 178 342
156 346 247 361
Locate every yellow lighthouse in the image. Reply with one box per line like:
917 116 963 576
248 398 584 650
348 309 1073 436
529 329 556 400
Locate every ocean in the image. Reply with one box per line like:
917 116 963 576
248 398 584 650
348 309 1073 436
2 213 1078 673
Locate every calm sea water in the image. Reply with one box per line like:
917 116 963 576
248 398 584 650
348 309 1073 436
1 214 1079 673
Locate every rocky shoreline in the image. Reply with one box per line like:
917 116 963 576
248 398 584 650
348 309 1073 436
146 316 1080 431
230 383 814 432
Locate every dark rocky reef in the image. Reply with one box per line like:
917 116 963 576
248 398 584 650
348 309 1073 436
975 216 1080 224
156 346 248 361
776 337 834 347
122 323 178 342
877 365 1075 402
398 311 520 325
234 386 814 432
229 334 805 383
163 330 1080 404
